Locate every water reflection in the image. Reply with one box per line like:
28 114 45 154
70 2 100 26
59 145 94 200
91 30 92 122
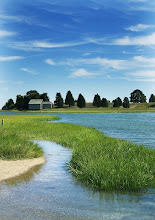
0 141 154 220
3 164 44 186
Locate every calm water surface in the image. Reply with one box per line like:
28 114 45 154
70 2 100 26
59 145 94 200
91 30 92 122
0 112 154 219
51 113 155 148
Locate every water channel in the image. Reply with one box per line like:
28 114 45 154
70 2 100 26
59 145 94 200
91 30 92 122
0 112 154 219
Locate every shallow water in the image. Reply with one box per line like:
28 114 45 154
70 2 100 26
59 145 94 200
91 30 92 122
0 141 154 220
0 112 155 219
50 113 155 148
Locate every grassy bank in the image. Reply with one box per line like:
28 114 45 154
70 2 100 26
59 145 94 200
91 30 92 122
0 115 155 191
1 102 155 113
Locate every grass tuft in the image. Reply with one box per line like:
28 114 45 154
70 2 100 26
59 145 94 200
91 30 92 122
0 114 155 191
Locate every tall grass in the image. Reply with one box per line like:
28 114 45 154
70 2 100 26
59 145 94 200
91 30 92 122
0 115 155 190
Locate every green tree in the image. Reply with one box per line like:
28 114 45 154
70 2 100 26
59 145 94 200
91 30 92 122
117 97 122 106
93 94 101 107
54 92 63 108
130 89 146 103
65 90 75 107
26 90 40 100
40 93 49 101
149 94 155 102
23 95 30 110
2 99 14 110
16 95 24 110
8 99 14 109
113 98 120 107
123 97 130 108
77 94 86 108
101 98 108 107
113 97 122 107
23 90 40 110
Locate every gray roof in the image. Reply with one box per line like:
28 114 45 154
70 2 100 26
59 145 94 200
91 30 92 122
29 99 43 104
43 101 52 104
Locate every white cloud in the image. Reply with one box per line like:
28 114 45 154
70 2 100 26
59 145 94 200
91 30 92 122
128 0 149 2
133 56 155 63
0 14 45 26
127 70 155 78
57 57 128 70
45 59 56 65
0 30 16 37
46 55 155 71
21 68 38 75
0 56 23 61
11 40 87 51
82 52 91 56
126 24 155 32
70 68 98 78
121 76 155 82
86 32 155 46
113 33 155 46
0 15 25 22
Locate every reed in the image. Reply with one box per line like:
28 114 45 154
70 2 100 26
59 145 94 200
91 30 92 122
0 114 154 190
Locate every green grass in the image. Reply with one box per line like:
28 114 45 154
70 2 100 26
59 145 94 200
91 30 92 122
0 114 155 191
1 102 155 113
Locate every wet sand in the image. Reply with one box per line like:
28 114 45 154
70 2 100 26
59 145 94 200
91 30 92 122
0 157 45 182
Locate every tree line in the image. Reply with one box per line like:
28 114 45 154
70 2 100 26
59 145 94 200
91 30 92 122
2 89 155 110
2 90 50 110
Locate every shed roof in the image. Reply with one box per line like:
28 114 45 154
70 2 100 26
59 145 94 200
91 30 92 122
43 101 52 104
29 99 43 104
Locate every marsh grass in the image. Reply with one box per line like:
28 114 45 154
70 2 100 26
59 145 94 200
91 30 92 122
0 114 155 190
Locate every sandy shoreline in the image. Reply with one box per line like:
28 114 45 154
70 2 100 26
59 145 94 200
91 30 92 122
0 157 45 182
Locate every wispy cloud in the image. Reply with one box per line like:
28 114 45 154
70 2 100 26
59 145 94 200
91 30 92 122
126 24 155 32
45 59 56 65
121 76 155 82
70 57 127 70
0 14 46 27
45 55 155 70
0 30 17 37
127 70 155 78
11 40 87 51
0 14 27 22
70 68 100 78
21 68 38 75
0 56 23 61
11 32 155 52
133 56 155 64
88 32 155 46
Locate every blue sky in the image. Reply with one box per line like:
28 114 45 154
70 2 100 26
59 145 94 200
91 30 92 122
0 0 155 107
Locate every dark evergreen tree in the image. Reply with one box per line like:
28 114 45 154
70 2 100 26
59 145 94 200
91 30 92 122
23 95 30 110
123 97 130 108
77 94 86 108
40 93 49 101
93 94 101 107
113 98 120 107
149 94 155 102
101 98 108 107
16 95 24 110
65 90 74 107
8 99 14 109
130 89 146 103
2 99 14 110
113 97 122 107
54 92 63 108
117 97 122 106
